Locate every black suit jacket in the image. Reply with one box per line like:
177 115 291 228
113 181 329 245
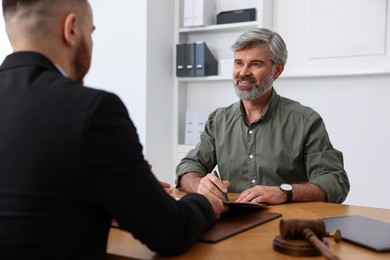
0 52 215 260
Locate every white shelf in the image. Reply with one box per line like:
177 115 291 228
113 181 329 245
178 76 231 82
179 21 257 34
280 69 390 79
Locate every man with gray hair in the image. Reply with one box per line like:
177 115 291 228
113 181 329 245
176 28 350 205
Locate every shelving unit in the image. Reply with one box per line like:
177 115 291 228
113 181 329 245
177 75 231 82
178 21 257 33
172 0 273 174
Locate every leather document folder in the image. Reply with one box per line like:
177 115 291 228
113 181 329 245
200 207 282 243
225 202 267 209
323 215 390 252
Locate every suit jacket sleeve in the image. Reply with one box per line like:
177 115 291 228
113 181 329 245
80 92 215 255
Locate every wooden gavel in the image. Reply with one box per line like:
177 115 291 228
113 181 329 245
279 219 342 260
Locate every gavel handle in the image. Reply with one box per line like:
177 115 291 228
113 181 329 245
303 228 341 260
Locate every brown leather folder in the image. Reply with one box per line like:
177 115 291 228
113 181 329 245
323 215 390 252
200 207 282 243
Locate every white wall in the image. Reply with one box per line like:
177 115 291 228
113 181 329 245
85 1 147 144
273 0 390 209
145 1 175 183
85 1 174 183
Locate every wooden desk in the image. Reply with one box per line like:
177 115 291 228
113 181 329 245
106 191 390 260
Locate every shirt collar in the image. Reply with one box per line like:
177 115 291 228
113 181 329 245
239 88 274 124
54 64 67 77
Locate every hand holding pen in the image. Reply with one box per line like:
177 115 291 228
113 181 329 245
212 170 229 202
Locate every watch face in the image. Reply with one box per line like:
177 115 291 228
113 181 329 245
281 184 292 191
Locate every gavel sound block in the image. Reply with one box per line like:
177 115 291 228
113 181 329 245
273 219 341 259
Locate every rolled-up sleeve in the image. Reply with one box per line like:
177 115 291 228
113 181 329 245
303 112 350 203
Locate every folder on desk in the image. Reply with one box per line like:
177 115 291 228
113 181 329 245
200 207 282 243
225 202 267 209
195 42 218 76
323 215 390 252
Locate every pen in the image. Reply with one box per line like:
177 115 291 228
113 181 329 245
212 170 229 202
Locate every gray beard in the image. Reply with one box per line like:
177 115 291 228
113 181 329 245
234 73 274 101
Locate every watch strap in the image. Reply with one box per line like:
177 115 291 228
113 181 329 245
285 189 292 203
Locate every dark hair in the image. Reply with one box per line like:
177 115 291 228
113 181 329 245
3 0 88 16
232 28 288 65
3 0 43 14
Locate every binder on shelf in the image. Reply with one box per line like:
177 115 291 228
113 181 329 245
185 43 195 76
195 42 218 76
176 43 186 77
183 0 194 27
183 0 216 27
177 42 218 77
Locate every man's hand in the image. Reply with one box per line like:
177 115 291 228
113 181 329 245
148 163 173 194
197 173 230 202
235 185 286 204
199 188 229 219
180 172 230 219
160 181 173 194
180 172 230 201
194 173 230 219
235 183 326 204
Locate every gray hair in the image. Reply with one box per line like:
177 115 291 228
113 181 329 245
231 28 288 65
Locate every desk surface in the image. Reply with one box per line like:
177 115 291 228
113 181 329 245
106 191 390 260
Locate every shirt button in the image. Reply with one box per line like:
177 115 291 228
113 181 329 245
249 130 253 135
251 179 256 184
249 154 254 159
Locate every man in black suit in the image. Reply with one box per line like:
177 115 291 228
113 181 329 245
0 0 227 259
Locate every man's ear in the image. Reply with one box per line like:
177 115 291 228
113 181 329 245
273 63 284 80
63 13 78 46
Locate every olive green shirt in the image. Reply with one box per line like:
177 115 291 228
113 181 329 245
176 89 349 203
